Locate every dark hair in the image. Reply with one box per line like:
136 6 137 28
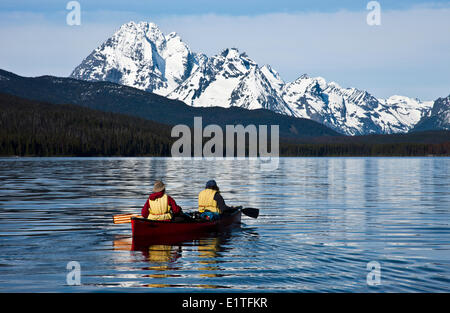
207 186 219 192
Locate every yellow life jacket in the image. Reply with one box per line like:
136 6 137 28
148 194 172 221
198 189 220 214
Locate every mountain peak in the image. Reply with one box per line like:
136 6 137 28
70 21 440 136
70 20 198 96
220 48 241 59
412 94 450 131
119 21 159 32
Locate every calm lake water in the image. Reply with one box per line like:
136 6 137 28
0 157 449 292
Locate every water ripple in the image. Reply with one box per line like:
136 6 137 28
0 157 449 292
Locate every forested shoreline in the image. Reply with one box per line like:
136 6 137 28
0 94 174 156
1 93 449 157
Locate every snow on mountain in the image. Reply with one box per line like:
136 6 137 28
71 21 202 95
70 21 437 136
260 64 284 91
412 95 450 131
282 75 381 135
167 48 254 108
281 75 433 135
375 96 433 133
168 48 293 114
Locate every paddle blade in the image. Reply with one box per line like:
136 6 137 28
113 213 140 224
242 208 259 219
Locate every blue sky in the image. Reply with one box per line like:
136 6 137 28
1 0 449 15
1 0 449 100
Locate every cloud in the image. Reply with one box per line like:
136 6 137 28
0 7 449 100
153 9 450 98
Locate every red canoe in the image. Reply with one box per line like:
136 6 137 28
131 210 242 241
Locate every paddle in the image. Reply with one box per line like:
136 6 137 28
241 207 259 219
113 213 140 224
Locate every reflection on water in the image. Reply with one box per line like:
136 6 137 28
0 157 449 292
112 232 233 289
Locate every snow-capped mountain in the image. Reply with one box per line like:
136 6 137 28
376 95 434 133
281 76 433 135
70 21 435 135
167 48 293 115
71 21 205 95
412 95 450 131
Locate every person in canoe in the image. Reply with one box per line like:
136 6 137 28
198 180 239 221
142 180 187 222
